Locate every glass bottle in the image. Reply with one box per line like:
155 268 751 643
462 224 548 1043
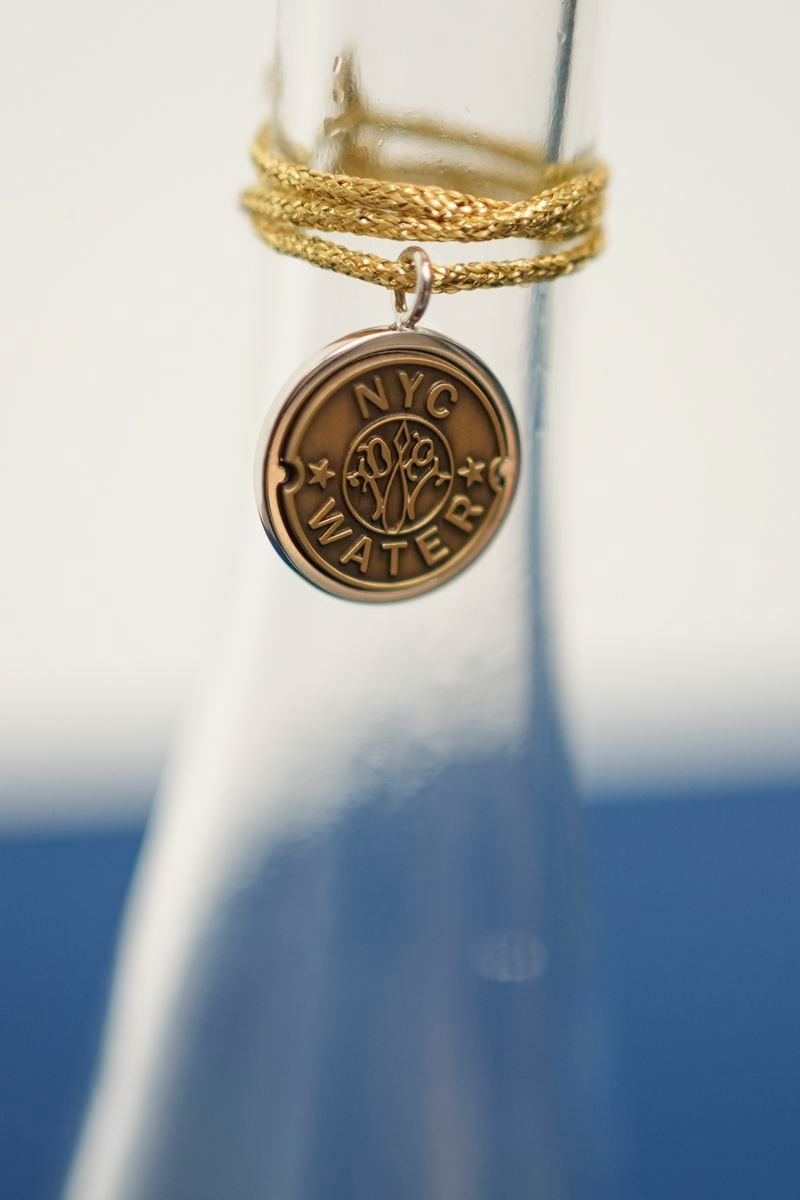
66 2 627 1198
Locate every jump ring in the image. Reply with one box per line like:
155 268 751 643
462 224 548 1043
393 246 433 329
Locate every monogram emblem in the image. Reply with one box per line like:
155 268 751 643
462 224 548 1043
344 416 453 535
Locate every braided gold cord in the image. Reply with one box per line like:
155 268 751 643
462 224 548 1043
242 119 607 294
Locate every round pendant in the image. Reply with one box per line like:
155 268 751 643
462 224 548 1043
256 326 519 602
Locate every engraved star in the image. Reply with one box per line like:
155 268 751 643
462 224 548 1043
307 457 336 489
457 455 486 488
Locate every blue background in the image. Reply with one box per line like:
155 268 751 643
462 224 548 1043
3 780 799 1200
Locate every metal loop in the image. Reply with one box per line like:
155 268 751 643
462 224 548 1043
393 246 433 329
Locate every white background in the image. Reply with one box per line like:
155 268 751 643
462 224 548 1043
2 1 799 823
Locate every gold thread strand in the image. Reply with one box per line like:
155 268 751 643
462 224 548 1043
242 118 607 293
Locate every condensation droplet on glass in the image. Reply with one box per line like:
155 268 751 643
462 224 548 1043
470 929 549 983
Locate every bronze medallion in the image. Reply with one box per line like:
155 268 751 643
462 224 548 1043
256 327 519 601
